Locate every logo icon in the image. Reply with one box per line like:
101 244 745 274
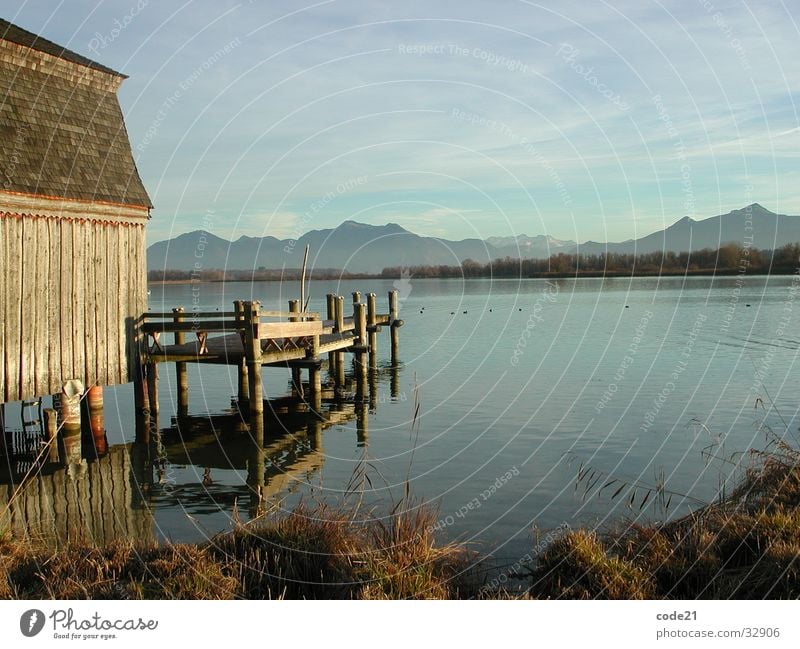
20 609 45 637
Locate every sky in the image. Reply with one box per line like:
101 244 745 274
5 0 799 245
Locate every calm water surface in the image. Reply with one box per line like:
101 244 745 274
4 275 800 561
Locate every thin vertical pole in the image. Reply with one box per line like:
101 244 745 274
300 244 309 314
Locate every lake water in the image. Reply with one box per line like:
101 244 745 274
4 274 800 562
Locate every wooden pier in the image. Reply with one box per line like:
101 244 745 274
136 290 404 433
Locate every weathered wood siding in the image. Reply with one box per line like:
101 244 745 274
0 445 153 545
0 212 147 402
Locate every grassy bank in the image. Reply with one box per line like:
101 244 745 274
2 441 799 599
0 502 481 599
529 439 800 599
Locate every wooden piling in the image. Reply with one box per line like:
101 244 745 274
146 362 159 420
44 408 59 463
326 293 336 375
86 385 106 456
367 292 378 370
354 302 368 398
352 291 361 307
133 361 149 416
234 301 249 406
172 307 189 416
306 330 322 411
244 301 264 415
289 299 303 392
334 295 345 388
389 289 400 364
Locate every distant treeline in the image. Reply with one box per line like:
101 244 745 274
149 243 800 282
148 268 373 282
381 243 800 278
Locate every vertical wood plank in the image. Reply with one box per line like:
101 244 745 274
47 217 62 394
94 221 107 387
60 219 74 384
8 215 22 401
73 219 86 386
93 221 110 385
20 215 36 399
116 225 128 384
34 216 50 396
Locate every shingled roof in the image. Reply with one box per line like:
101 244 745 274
0 18 151 209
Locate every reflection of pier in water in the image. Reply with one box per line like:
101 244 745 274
1 361 401 545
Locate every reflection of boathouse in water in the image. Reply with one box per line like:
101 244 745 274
0 20 402 545
0 392 371 544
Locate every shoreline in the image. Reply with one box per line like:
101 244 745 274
147 268 798 285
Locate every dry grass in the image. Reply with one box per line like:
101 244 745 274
0 500 478 600
526 440 800 599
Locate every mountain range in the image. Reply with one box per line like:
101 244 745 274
147 204 800 274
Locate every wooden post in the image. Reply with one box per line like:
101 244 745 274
389 289 400 364
244 301 264 415
59 380 83 465
335 295 345 333
334 295 345 388
133 361 150 415
234 301 249 406
173 307 189 416
87 386 107 456
146 363 159 420
306 330 322 411
367 292 378 370
43 408 59 463
354 302 368 399
326 293 336 376
289 299 303 392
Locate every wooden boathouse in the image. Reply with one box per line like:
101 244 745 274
0 20 404 534
0 19 151 406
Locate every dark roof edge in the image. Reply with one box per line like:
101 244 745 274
0 17 126 79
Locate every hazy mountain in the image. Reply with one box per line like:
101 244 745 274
147 220 498 274
147 204 800 274
573 204 800 255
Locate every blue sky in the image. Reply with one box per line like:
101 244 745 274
6 0 799 244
